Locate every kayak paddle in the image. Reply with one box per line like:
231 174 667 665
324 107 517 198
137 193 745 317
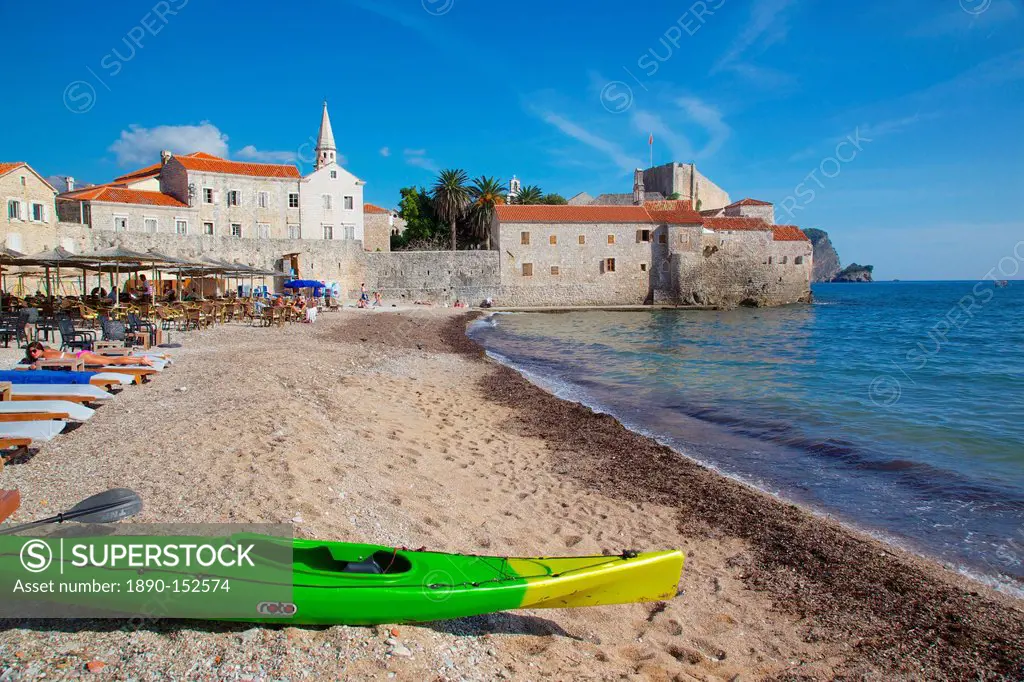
0 488 142 536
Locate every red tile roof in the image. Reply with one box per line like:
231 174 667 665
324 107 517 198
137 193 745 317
495 203 702 224
364 203 389 214
772 225 810 242
59 186 187 207
702 216 772 231
113 163 161 183
175 153 300 179
643 199 694 211
726 198 773 208
0 162 26 178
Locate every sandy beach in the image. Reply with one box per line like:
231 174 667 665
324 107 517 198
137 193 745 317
0 309 1022 681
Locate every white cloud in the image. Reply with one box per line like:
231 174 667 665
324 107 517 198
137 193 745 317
534 110 642 171
379 146 391 157
787 114 930 163
859 114 926 139
403 149 439 174
235 145 298 163
631 110 694 162
677 97 731 159
108 122 229 166
711 0 797 87
909 0 1019 38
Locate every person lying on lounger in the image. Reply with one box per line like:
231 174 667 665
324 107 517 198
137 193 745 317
22 342 154 367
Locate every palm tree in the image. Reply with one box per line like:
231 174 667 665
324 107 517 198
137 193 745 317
513 184 544 205
467 176 507 250
431 169 470 251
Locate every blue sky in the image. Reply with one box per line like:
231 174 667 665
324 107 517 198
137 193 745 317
1 0 1021 279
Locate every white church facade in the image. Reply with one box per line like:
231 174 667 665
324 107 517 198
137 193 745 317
299 101 365 242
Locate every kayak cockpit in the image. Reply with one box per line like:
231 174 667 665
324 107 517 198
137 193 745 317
293 546 412 575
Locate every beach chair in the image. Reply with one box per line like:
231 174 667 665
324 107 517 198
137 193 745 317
57 315 97 352
2 369 129 391
0 314 18 348
6 384 112 404
0 420 68 443
0 383 94 420
0 400 94 422
127 312 160 348
100 317 146 348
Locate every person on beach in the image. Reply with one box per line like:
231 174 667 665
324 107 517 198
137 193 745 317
359 283 369 305
23 341 154 367
292 294 307 318
138 274 154 302
372 291 382 308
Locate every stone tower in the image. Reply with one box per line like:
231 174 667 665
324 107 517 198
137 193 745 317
633 168 645 205
315 100 337 170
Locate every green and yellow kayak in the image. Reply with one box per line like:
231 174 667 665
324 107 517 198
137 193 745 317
0 534 684 624
265 538 684 625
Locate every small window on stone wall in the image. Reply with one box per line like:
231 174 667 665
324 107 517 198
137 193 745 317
782 256 789 264
578 234 586 245
794 256 804 265
521 231 530 245
550 265 560 275
639 229 651 242
607 234 615 245
659 233 667 244
640 263 648 272
768 256 773 264
603 258 616 273
549 234 557 245
522 263 533 276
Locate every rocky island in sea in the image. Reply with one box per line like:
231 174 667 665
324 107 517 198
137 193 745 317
805 228 874 282
831 263 874 282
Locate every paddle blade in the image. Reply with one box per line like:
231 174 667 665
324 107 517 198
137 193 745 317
67 488 142 524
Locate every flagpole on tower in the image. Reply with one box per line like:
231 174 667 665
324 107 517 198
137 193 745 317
648 132 654 168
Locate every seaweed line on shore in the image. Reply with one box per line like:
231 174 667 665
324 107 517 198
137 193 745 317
437 312 1024 681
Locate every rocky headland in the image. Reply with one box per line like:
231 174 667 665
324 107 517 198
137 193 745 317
805 228 874 282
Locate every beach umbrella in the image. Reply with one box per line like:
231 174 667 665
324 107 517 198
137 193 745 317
143 249 193 301
70 245 156 306
23 246 80 299
0 247 27 294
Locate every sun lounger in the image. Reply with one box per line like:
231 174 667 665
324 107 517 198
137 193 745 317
0 401 94 421
85 366 159 384
6 384 112 403
0 421 67 442
2 369 129 389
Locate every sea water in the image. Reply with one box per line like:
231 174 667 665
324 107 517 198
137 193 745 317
467 282 1024 594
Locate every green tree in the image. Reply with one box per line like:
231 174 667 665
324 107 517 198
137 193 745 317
667 192 681 200
540 193 567 205
467 176 507 250
397 186 444 244
513 184 544 205
431 169 470 251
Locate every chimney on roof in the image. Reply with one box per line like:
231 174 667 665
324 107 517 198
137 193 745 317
160 150 173 166
65 176 74 192
633 168 645 206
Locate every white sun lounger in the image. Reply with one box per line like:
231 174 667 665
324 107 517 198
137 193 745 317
0 401 96 422
93 372 133 385
8 384 113 402
0 421 67 442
